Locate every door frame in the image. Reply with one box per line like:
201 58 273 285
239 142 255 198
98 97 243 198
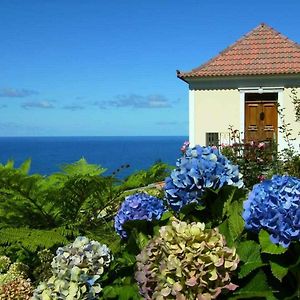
238 87 284 149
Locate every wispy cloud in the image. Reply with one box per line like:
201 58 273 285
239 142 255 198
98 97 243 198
94 94 173 109
0 122 38 130
0 88 38 98
21 100 55 109
0 122 20 129
63 105 85 111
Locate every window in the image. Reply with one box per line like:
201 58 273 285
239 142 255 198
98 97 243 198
206 132 219 146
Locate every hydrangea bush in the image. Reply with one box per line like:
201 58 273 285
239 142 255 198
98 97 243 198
243 175 300 247
0 259 30 285
165 145 243 211
0 256 33 299
135 218 239 299
114 192 166 238
0 256 11 274
0 277 33 300
33 236 113 299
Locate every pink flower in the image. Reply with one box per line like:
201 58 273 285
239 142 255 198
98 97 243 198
180 141 190 153
258 175 266 182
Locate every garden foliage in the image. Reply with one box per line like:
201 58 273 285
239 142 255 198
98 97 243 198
0 138 300 299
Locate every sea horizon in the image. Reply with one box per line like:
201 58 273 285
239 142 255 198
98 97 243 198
0 136 187 177
0 135 188 138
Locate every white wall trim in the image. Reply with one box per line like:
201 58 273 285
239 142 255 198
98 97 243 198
238 87 284 93
239 91 245 142
277 90 285 151
189 90 195 146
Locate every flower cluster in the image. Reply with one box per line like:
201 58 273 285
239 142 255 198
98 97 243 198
0 256 11 274
0 278 33 300
135 218 239 299
114 193 166 238
243 175 300 247
33 236 113 299
0 257 32 299
0 260 29 285
165 145 243 211
180 141 190 153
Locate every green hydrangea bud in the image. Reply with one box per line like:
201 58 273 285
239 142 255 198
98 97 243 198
0 256 11 274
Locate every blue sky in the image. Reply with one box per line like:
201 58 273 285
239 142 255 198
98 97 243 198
1 0 300 136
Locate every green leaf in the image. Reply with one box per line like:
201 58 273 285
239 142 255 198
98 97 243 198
116 252 136 266
60 158 106 176
102 285 117 298
19 159 31 174
160 211 173 221
237 240 265 278
218 219 234 247
270 261 288 282
0 227 68 251
4 160 14 169
220 185 236 217
136 231 149 249
102 284 141 300
228 201 244 241
259 230 287 255
232 270 275 299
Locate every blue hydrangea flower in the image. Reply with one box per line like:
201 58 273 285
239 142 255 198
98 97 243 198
114 193 166 238
243 175 300 248
164 145 243 211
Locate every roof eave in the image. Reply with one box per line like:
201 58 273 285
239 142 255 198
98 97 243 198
176 70 189 83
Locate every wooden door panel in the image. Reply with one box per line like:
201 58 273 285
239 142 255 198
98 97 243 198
246 104 259 131
245 101 277 143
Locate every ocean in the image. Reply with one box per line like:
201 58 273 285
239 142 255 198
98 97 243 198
0 136 187 177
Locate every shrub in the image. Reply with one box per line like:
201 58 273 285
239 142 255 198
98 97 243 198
114 193 166 239
243 175 300 247
165 145 243 211
135 218 239 299
32 236 113 300
32 249 54 283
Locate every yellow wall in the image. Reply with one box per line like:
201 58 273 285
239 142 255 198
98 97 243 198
281 88 300 150
191 87 300 151
193 89 240 145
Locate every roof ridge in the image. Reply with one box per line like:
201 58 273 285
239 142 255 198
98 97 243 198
188 24 267 74
178 23 300 78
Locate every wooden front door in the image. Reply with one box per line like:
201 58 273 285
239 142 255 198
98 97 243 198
245 101 278 143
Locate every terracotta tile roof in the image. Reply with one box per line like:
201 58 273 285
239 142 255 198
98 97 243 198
177 23 300 79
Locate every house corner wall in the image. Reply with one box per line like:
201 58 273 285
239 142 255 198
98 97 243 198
193 89 240 146
189 89 196 146
280 87 300 152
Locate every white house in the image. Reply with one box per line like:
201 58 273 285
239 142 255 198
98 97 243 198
177 23 300 151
